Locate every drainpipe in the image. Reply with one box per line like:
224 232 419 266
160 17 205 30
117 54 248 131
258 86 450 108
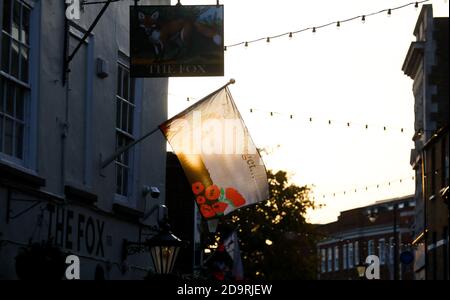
61 5 70 196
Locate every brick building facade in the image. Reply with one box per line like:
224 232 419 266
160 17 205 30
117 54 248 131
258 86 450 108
317 195 415 280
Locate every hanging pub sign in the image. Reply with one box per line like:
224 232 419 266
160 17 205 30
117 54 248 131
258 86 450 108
130 5 224 78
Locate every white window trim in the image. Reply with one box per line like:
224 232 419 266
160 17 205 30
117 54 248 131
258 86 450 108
348 243 354 269
368 240 374 256
343 244 348 270
379 238 386 265
334 246 339 271
327 248 332 272
321 248 326 273
113 54 142 209
0 0 38 171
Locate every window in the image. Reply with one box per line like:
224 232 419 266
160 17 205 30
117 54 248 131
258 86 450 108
334 246 339 271
115 63 135 197
388 237 394 264
327 248 332 272
378 238 386 265
368 240 374 256
343 244 347 270
354 241 359 265
321 248 326 273
0 0 30 161
348 243 354 268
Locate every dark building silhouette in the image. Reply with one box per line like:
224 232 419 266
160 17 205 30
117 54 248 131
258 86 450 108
166 152 205 275
402 4 449 280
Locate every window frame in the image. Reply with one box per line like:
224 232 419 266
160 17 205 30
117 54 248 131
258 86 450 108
114 55 141 206
115 62 134 199
0 0 33 166
368 239 374 256
334 245 339 271
378 238 386 265
348 242 354 269
327 247 333 272
321 248 326 273
342 244 347 270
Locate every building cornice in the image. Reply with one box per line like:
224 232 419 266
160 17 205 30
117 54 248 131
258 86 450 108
402 41 425 79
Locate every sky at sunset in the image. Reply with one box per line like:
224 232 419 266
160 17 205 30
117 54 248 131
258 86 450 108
167 0 449 224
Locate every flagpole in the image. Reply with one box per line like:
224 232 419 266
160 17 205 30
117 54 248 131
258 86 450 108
100 127 160 169
162 79 236 126
100 79 236 169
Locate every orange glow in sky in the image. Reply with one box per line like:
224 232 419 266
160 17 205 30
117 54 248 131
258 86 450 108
167 0 449 223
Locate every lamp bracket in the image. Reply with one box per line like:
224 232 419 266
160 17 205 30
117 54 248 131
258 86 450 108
122 239 147 261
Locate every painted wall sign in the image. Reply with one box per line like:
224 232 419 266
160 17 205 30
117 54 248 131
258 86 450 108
47 205 105 258
130 5 224 77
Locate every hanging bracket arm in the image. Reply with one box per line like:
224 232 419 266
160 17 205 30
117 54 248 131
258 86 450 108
64 0 114 75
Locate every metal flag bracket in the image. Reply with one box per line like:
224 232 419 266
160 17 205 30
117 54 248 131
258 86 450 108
99 79 236 169
63 0 141 85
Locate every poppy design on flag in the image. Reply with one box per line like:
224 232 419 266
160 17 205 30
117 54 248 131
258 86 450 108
160 86 269 219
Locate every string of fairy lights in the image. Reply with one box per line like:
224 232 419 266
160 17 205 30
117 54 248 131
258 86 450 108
312 175 416 201
168 94 416 135
248 108 413 134
224 0 430 50
313 167 444 201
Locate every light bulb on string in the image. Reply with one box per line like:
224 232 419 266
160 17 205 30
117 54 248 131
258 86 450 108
224 46 227 51
245 41 248 48
415 2 419 10
289 32 293 39
312 27 316 33
336 21 341 29
361 15 366 24
266 37 270 43
387 9 392 17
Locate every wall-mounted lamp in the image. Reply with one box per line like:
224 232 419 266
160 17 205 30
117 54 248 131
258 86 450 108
122 220 183 275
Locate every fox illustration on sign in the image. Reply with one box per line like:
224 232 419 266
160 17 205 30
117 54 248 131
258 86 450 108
130 5 224 77
138 10 222 61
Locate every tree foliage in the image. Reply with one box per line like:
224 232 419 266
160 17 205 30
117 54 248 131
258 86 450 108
223 170 319 280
